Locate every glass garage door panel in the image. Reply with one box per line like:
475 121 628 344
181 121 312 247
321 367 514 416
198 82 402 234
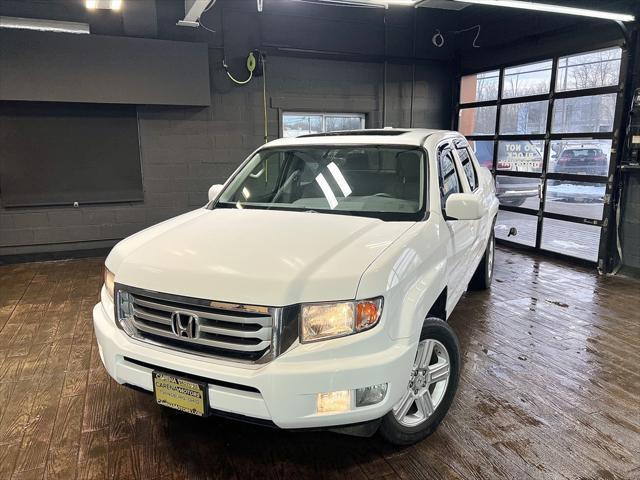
541 218 601 262
549 139 612 176
460 70 500 103
497 140 545 173
459 106 497 136
468 140 494 168
502 60 553 99
551 94 616 134
556 48 622 92
544 180 606 220
496 175 541 210
495 210 537 246
499 100 548 135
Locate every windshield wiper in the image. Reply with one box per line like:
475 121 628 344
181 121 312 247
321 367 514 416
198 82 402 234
214 201 234 209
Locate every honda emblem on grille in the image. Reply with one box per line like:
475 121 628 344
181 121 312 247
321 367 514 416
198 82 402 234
170 311 199 339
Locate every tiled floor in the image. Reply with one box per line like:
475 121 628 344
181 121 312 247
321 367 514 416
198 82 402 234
0 247 638 479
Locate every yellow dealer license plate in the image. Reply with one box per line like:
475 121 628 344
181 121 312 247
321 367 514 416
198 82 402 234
153 372 208 417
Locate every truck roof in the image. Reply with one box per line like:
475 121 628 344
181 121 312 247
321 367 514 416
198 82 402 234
265 128 458 148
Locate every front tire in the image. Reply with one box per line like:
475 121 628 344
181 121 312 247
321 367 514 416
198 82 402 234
379 318 461 446
469 229 495 291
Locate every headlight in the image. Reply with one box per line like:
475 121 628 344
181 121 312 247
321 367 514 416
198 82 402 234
103 266 115 300
300 297 383 343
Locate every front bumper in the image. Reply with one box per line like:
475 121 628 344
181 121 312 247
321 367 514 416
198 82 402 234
92 292 416 429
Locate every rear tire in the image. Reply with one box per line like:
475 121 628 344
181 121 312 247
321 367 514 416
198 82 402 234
469 230 495 291
378 318 460 446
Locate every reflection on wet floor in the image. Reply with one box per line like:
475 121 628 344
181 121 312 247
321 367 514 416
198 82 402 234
0 247 638 479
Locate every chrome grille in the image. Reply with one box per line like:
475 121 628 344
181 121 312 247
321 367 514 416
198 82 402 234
116 287 277 362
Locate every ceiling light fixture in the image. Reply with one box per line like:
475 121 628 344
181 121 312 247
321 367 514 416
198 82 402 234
452 0 635 22
0 16 90 34
85 0 123 11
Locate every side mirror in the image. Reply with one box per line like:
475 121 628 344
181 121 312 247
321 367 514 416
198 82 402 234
208 184 224 202
445 193 485 221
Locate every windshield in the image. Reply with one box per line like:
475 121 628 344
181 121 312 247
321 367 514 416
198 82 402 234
213 145 426 221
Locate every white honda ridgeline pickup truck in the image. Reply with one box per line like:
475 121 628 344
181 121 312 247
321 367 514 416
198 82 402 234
94 129 498 445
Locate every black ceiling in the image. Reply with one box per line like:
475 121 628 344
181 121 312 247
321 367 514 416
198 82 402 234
0 0 637 58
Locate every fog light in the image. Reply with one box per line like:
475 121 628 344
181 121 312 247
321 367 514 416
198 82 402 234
356 383 388 407
316 390 351 414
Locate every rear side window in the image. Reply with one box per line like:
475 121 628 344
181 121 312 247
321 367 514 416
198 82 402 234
457 147 478 190
438 147 461 203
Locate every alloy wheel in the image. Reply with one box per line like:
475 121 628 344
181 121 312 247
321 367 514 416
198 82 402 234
393 339 451 427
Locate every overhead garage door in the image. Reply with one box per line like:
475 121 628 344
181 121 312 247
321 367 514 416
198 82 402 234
457 46 624 265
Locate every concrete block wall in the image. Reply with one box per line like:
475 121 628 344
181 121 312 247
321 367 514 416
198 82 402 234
0 53 452 257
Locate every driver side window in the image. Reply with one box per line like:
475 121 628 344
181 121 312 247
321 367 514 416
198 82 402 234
438 147 461 204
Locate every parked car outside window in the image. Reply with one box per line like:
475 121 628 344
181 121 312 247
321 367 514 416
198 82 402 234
554 145 609 176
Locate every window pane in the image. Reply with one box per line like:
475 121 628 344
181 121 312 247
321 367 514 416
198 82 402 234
283 114 322 138
468 140 494 168
497 140 544 173
549 139 612 176
502 60 552 99
457 148 478 190
496 175 541 210
240 151 283 198
325 116 363 132
495 210 537 246
460 70 499 103
459 106 497 136
499 100 548 135
556 47 622 92
462 160 477 190
541 218 600 261
439 151 461 201
551 94 616 133
544 180 606 220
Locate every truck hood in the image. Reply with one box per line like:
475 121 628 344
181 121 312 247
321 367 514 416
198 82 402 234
107 208 414 306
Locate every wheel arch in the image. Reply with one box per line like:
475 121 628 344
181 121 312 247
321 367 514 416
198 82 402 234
356 220 449 340
426 287 447 321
